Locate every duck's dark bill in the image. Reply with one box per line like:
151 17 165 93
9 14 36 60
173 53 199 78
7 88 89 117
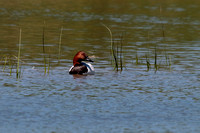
85 57 94 62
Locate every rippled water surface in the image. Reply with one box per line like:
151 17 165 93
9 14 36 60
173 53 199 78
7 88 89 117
0 0 200 132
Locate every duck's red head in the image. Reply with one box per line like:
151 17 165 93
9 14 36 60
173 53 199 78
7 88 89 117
73 51 93 66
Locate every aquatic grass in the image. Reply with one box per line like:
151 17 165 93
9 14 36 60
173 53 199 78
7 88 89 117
168 55 172 71
9 57 13 76
159 5 165 41
164 48 168 65
102 24 124 72
1 54 25 76
111 36 125 72
119 34 124 71
135 50 139 65
164 50 172 71
58 26 63 63
112 40 119 71
161 23 165 39
154 45 158 72
114 36 124 72
42 21 47 75
16 28 22 79
3 55 8 72
1 54 20 76
47 48 51 75
47 55 50 75
134 44 172 72
145 53 151 72
101 23 117 69
101 23 124 72
3 55 13 75
163 47 172 71
0 21 172 76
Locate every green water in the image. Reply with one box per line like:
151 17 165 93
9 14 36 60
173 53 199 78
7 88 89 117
0 0 200 132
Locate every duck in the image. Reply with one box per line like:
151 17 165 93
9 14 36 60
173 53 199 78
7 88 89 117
69 51 95 75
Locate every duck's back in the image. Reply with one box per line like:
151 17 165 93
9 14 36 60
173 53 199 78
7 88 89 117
69 62 95 75
69 64 88 74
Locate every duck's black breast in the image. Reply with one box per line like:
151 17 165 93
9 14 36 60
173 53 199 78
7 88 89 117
69 65 88 74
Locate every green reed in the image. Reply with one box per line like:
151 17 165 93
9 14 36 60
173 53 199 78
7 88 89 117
101 24 115 67
145 53 151 72
110 36 124 71
42 21 52 75
101 23 124 71
169 55 172 71
47 48 51 75
47 55 50 75
164 50 172 71
135 50 139 65
3 55 7 72
42 21 47 75
58 26 63 63
119 34 124 71
154 45 158 72
16 28 22 79
113 40 119 71
9 57 12 76
1 54 20 76
159 5 165 41
134 45 172 72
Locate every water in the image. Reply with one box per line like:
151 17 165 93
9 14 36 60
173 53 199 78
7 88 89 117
0 0 200 132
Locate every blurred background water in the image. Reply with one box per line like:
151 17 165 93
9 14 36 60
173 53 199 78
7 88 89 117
0 0 200 132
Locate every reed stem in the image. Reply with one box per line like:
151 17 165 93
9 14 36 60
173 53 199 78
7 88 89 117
9 57 12 76
101 23 117 68
145 54 150 72
154 45 158 72
43 21 46 75
169 55 172 71
48 54 50 75
120 34 123 71
3 55 7 72
136 50 139 65
58 26 63 62
16 28 22 78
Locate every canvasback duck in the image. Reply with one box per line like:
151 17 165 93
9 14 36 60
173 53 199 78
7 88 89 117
69 51 95 75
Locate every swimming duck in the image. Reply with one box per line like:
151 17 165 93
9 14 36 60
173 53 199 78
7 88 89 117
69 51 95 75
